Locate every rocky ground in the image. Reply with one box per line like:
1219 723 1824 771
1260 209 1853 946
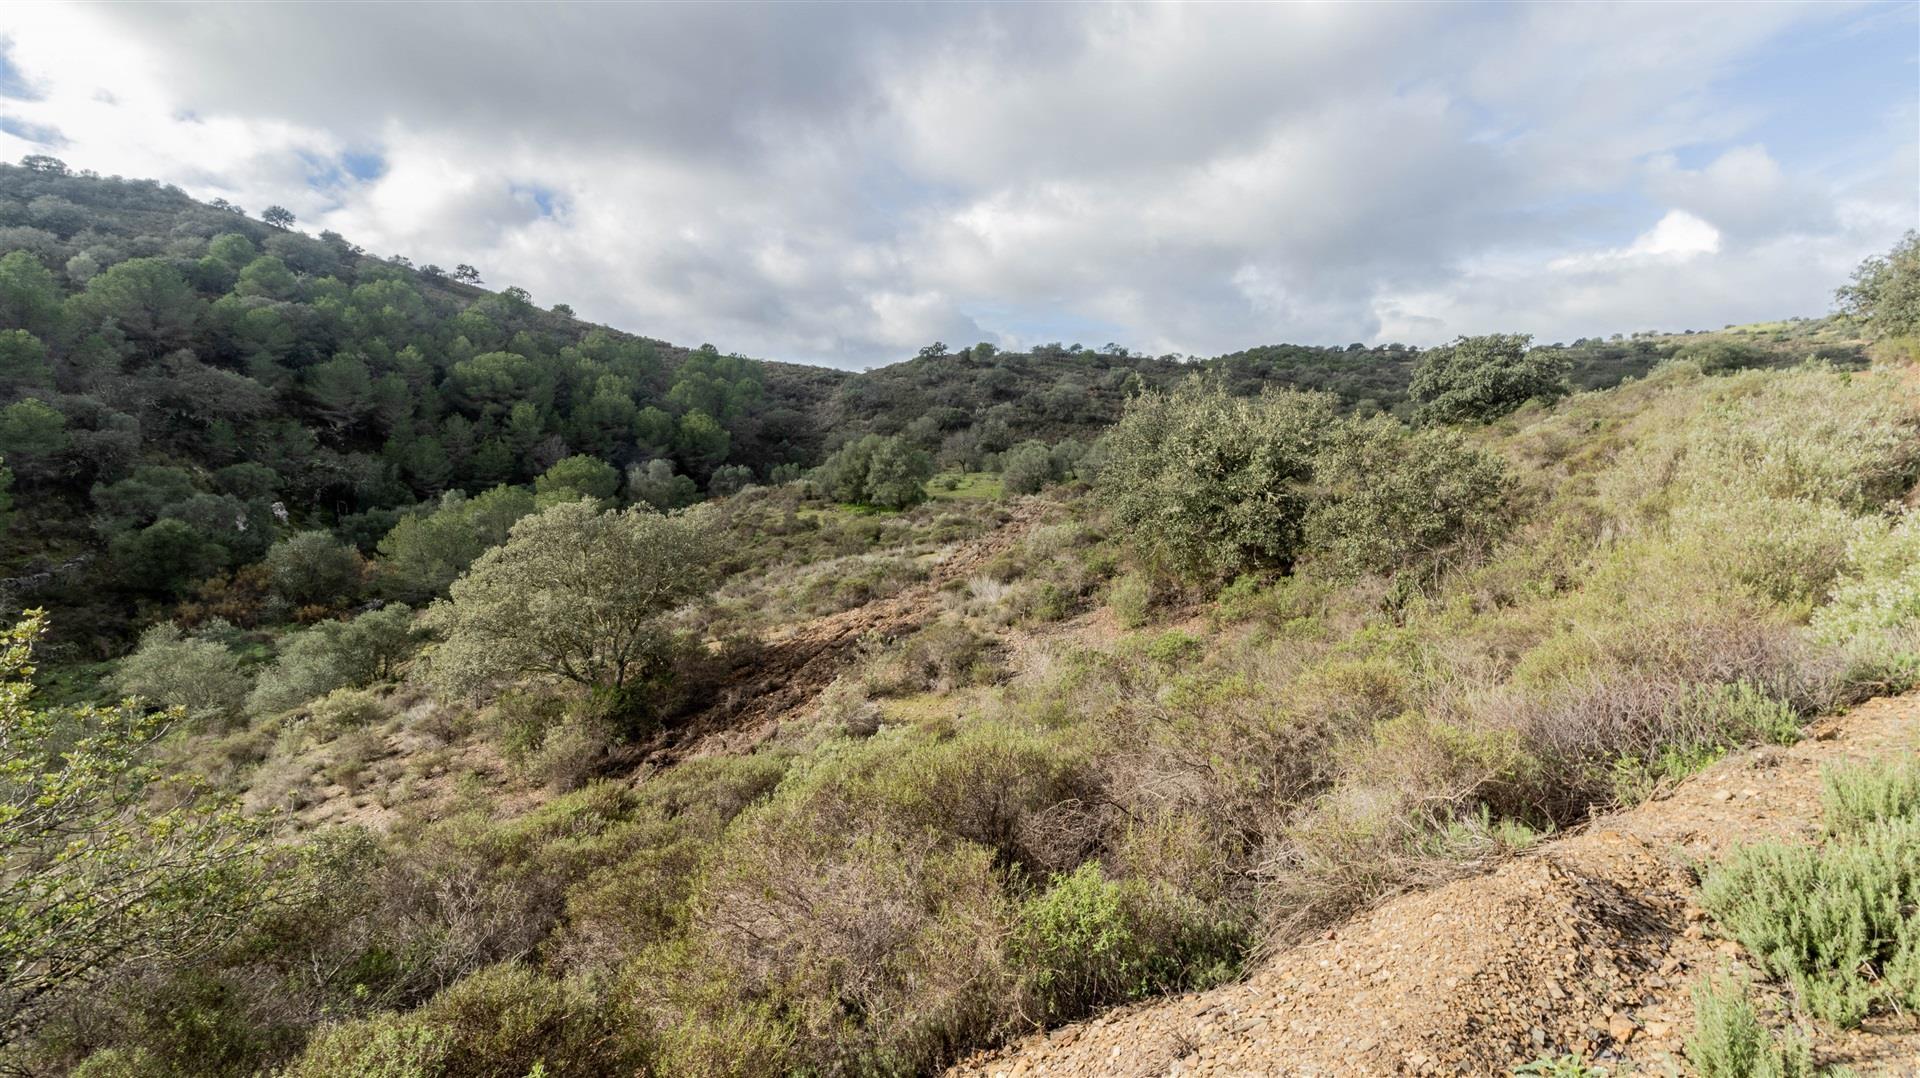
953 694 1920 1077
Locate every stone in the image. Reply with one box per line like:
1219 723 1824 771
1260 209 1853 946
1607 1013 1637 1043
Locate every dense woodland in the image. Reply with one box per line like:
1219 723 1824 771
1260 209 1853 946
0 156 1914 1078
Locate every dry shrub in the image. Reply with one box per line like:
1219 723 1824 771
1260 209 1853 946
862 619 1003 697
670 819 1012 1075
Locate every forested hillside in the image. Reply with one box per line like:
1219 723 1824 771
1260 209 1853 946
0 158 1863 654
1 154 1913 1078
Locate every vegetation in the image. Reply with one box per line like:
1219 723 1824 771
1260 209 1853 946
0 612 275 1050
1407 332 1567 424
1699 757 1920 1029
427 500 709 700
0 168 1915 1075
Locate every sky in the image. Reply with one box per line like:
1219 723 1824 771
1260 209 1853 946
0 2 1913 370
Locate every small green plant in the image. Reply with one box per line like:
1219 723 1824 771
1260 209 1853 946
1820 754 1920 838
1110 571 1152 629
1685 974 1811 1078
1700 757 1920 1028
1513 1054 1608 1077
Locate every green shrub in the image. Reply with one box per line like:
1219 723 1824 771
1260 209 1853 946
863 619 1001 696
1302 418 1512 579
1109 571 1153 628
247 605 417 716
1700 777 1920 1026
1000 440 1058 495
814 434 934 509
1685 975 1811 1078
109 622 252 726
1010 863 1240 1027
1674 337 1772 374
1814 511 1920 646
306 686 392 740
1408 333 1567 425
1821 754 1920 839
1098 379 1337 580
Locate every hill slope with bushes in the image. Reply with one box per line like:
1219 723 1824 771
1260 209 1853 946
0 156 1915 1077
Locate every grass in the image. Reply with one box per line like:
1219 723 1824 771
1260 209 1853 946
927 471 1006 501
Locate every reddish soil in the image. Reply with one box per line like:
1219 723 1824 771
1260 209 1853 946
631 500 1054 767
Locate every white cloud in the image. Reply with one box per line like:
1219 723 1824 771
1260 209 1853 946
0 2 1910 365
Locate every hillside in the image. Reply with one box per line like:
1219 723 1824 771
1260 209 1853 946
955 693 1920 1076
1 156 1917 1078
0 160 1866 653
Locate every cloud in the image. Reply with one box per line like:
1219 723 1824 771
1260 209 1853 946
0 2 1909 366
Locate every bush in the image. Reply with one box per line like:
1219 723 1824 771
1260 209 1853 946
863 620 1001 696
247 605 417 716
109 622 252 726
1408 333 1567 424
1674 337 1771 374
1700 760 1920 1027
1098 379 1337 580
1010 863 1240 1026
280 964 630 1078
1302 418 1512 579
815 434 934 509
1000 441 1057 495
265 531 363 608
1108 572 1153 628
1821 754 1920 839
1685 975 1812 1078
427 501 709 700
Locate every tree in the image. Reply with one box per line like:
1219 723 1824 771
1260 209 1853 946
66 258 202 360
376 486 535 602
427 500 710 697
1097 379 1337 581
626 459 698 512
261 205 296 229
108 622 253 726
235 255 298 301
0 612 274 1048
110 518 224 596
673 409 730 471
0 399 67 479
265 530 364 607
1407 333 1566 425
246 605 417 715
1000 440 1058 495
1837 230 1920 341
0 331 51 394
0 250 64 340
18 154 68 174
707 463 755 497
534 454 620 508
1301 418 1513 579
452 264 482 284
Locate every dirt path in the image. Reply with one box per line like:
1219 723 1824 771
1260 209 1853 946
630 499 1054 768
952 694 1920 1077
